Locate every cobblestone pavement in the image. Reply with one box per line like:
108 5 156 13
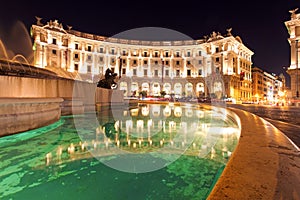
227 104 300 148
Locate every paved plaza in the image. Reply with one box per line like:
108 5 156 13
228 104 300 148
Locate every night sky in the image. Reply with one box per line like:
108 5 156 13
1 0 300 85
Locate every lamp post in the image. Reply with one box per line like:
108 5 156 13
161 58 164 94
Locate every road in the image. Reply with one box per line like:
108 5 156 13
227 104 300 148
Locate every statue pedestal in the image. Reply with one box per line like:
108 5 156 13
95 88 124 111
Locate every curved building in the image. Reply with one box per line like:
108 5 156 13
31 18 253 101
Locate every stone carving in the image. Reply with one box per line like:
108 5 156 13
35 16 43 26
289 8 299 19
226 28 232 36
97 68 118 89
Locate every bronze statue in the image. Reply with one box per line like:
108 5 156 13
97 68 118 89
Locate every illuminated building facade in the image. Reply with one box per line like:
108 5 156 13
31 18 253 100
285 8 300 98
252 66 285 104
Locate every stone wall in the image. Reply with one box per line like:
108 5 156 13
0 75 124 136
0 98 63 137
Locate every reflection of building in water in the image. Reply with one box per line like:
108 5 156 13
44 104 240 166
96 104 239 149
31 19 253 101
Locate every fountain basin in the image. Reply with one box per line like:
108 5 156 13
0 97 63 137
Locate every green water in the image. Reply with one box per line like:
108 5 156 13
0 104 240 200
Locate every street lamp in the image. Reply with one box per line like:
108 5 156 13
296 40 299 98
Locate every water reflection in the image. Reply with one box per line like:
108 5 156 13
69 103 240 173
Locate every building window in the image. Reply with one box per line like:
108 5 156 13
74 64 78 71
216 67 219 73
74 53 79 59
176 52 180 57
123 50 126 55
144 60 147 65
154 70 158 76
165 69 169 76
176 70 180 77
187 69 191 76
216 57 219 62
166 52 169 57
111 68 115 73
111 49 115 55
123 59 126 64
198 69 202 76
87 46 92 52
99 57 103 62
87 55 92 60
155 61 158 65
216 47 219 53
198 51 202 56
198 60 202 65
75 43 79 50
176 61 180 65
165 61 169 65
100 48 103 53
187 52 191 57
52 49 56 55
187 60 191 65
133 60 137 65
133 69 137 75
87 65 91 73
144 69 147 76
111 58 115 63
52 38 56 45
144 52 147 57
122 68 126 74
